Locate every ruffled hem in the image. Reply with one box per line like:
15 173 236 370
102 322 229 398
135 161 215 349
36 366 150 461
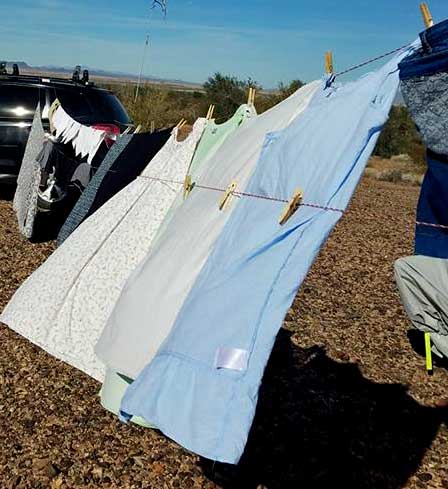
119 352 256 464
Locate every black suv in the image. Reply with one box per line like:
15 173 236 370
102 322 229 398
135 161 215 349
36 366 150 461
0 63 131 184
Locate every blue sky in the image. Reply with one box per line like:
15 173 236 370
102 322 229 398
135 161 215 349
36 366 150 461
2 0 448 88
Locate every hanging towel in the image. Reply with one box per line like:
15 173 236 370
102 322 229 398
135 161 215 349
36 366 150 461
0 119 206 382
57 128 172 244
114 45 418 464
13 105 45 239
95 81 321 381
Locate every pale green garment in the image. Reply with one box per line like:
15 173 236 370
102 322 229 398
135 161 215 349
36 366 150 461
150 103 257 247
100 369 154 427
189 103 257 176
100 103 257 424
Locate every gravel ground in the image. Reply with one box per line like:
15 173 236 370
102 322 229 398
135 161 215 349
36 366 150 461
0 177 447 489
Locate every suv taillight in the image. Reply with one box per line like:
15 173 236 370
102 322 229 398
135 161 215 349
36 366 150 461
93 123 121 148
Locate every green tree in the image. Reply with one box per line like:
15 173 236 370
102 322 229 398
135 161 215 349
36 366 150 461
278 79 304 99
254 79 305 113
374 105 425 166
203 72 261 121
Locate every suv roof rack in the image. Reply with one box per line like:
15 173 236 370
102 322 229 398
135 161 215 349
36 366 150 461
0 63 95 88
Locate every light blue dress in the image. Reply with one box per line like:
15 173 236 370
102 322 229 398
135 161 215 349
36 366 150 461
119 45 418 464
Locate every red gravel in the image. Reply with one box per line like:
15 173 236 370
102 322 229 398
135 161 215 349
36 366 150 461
0 177 447 489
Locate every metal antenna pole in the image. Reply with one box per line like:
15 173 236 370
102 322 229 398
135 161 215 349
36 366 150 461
135 34 150 103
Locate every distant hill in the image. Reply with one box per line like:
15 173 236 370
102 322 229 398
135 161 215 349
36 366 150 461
3 61 203 90
3 61 407 101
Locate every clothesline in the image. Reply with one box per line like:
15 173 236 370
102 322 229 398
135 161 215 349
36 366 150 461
417 221 448 231
334 44 412 78
139 174 344 214
335 44 448 79
138 175 448 231
205 44 413 126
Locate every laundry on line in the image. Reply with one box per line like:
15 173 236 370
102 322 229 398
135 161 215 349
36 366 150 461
2 9 448 468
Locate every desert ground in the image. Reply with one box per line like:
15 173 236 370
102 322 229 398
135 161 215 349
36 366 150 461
0 176 447 489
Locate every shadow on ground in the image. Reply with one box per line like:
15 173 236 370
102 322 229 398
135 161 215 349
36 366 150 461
29 207 71 243
28 186 82 243
201 330 447 489
0 185 16 201
0 182 80 243
407 329 448 370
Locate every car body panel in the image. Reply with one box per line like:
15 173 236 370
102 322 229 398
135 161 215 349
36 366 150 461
0 75 131 183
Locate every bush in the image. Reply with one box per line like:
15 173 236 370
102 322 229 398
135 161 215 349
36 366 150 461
102 76 426 170
374 106 425 165
100 82 207 130
102 74 278 130
203 72 262 121
378 169 404 184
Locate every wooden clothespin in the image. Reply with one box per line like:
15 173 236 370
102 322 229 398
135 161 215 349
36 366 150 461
247 87 255 105
420 2 434 28
424 332 434 375
121 126 132 136
48 98 61 134
206 105 215 120
183 174 193 199
175 117 187 129
279 188 303 225
325 51 334 75
150 120 155 133
247 87 256 106
219 181 238 211
134 124 142 134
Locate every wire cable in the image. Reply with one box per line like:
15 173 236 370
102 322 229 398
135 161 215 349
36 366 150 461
138 174 345 214
334 44 412 78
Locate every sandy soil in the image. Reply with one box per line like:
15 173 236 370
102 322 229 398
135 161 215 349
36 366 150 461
0 177 447 489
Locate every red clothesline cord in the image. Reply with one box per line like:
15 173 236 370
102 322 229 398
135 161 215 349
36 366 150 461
139 175 345 214
140 175 448 231
417 221 448 231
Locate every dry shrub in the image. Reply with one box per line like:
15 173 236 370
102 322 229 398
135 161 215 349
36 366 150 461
378 169 404 184
102 82 206 130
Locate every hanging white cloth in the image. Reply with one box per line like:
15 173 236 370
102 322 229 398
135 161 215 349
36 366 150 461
73 125 106 164
52 105 106 165
13 105 46 239
0 119 207 381
95 81 321 379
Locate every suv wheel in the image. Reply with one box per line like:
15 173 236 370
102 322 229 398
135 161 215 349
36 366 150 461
37 180 67 212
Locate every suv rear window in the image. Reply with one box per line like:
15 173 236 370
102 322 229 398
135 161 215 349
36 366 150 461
86 91 130 125
53 87 130 126
0 84 39 119
54 89 92 119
